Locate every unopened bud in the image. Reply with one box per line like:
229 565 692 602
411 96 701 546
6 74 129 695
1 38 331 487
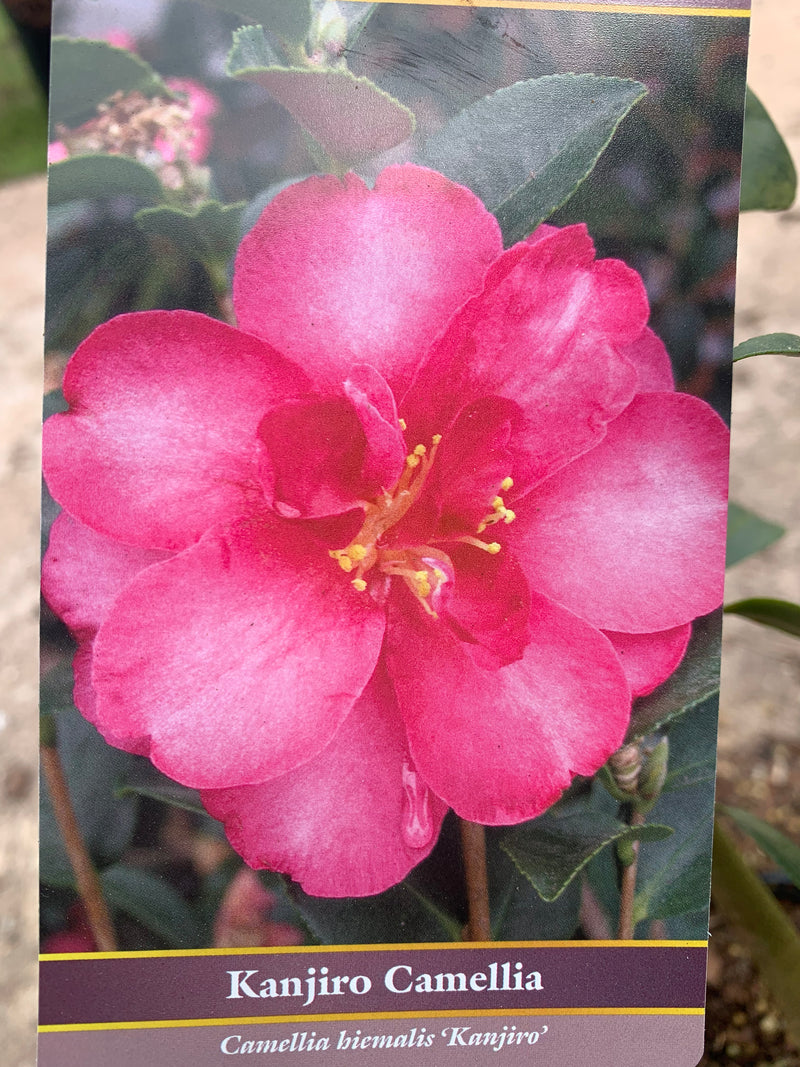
608 743 642 795
635 737 669 814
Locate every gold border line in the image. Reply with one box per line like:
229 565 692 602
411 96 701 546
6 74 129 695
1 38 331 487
39 939 708 962
39 1007 706 1033
343 0 749 17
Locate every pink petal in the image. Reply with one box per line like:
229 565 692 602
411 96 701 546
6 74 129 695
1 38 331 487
258 377 404 521
90 514 385 789
202 665 447 897
441 543 531 668
42 512 171 752
604 624 691 698
515 392 729 632
403 224 642 490
623 327 675 393
233 165 502 392
386 590 630 824
43 311 308 551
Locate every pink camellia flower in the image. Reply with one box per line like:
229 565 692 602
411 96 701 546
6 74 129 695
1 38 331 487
42 165 729 898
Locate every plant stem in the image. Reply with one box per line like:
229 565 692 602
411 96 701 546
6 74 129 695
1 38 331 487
459 819 492 942
712 817 800 1045
617 810 645 940
40 743 118 952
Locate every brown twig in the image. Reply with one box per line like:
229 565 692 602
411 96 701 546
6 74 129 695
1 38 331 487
617 810 645 940
459 819 492 942
40 743 118 952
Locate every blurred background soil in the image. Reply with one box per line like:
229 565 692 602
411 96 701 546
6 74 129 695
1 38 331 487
0 0 798 1064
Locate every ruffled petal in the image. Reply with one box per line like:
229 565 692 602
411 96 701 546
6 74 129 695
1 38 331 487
233 165 502 392
513 392 729 632
386 589 630 824
202 665 447 897
42 512 171 751
623 328 675 393
403 224 642 491
43 311 308 551
90 513 385 789
604 624 691 698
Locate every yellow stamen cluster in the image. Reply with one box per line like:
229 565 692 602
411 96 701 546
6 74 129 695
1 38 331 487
476 476 517 533
328 433 515 618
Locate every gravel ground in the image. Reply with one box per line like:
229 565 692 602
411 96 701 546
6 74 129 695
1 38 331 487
0 1 798 1063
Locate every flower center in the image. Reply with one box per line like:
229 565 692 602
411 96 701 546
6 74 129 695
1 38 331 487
329 431 516 618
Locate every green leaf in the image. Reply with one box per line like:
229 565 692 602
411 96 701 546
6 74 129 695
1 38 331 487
724 598 800 638
733 332 800 362
135 200 246 266
100 865 203 948
740 88 797 212
117 761 206 816
720 806 800 890
50 37 170 127
227 26 415 164
48 154 164 206
632 699 718 930
626 611 721 741
726 502 786 567
502 797 672 903
286 879 461 944
420 74 646 242
40 705 140 887
187 0 312 44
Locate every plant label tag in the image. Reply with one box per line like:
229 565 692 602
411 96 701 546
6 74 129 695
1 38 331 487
40 1 750 1064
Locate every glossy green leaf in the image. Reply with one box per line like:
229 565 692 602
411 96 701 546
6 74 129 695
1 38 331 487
720 806 800 890
135 200 246 265
227 26 415 164
50 37 169 127
733 332 800 362
724 597 800 638
632 698 718 930
420 74 645 242
726 502 786 567
49 154 164 206
626 611 721 741
502 797 672 903
187 0 312 43
286 879 461 944
740 88 797 212
40 705 140 887
101 865 203 948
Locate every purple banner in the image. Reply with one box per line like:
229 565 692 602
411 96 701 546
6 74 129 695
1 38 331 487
39 1014 705 1067
40 945 707 1027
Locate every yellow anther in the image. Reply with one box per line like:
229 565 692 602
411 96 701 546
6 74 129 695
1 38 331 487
492 496 505 511
501 476 514 492
398 418 407 431
352 578 367 592
348 544 368 562
337 555 354 573
433 568 446 582
414 570 428 581
487 542 501 555
406 454 421 469
503 509 516 524
432 434 442 445
413 443 427 457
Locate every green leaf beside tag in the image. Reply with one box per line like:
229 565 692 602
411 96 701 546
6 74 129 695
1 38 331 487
49 154 164 206
50 37 170 127
726 501 786 567
227 26 414 164
724 598 800 638
420 74 646 242
740 88 797 212
719 806 800 890
733 332 800 362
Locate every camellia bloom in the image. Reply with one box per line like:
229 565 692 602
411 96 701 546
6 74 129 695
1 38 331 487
42 165 729 897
